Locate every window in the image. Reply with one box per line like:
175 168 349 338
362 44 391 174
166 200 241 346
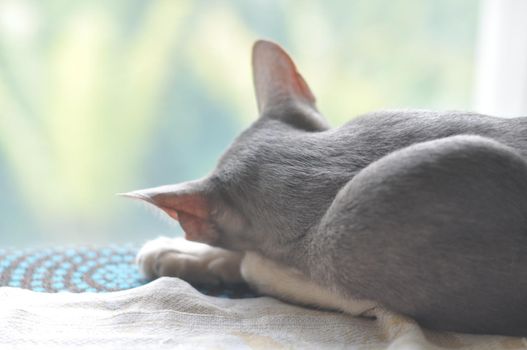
0 1 483 246
474 0 527 117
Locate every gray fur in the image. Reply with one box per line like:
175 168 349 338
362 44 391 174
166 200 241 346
139 41 527 336
204 107 527 336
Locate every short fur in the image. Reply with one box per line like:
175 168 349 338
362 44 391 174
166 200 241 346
128 40 527 336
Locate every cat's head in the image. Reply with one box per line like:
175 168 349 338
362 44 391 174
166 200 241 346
123 40 330 252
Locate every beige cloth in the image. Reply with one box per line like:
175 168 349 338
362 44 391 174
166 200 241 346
0 277 525 349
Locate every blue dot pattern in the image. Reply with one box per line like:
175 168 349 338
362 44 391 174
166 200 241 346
0 245 257 298
0 245 145 293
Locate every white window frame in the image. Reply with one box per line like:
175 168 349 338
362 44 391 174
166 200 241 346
474 0 527 118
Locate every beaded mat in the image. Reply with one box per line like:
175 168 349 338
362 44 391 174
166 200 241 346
0 245 256 298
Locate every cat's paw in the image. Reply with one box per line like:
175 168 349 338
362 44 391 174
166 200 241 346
136 236 180 280
136 236 242 285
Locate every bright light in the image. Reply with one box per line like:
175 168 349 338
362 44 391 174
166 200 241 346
0 1 37 40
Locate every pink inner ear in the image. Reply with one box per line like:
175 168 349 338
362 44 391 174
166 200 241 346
158 206 179 221
122 186 215 242
294 71 316 104
134 190 209 221
151 193 217 243
252 40 317 112
177 211 217 244
167 193 210 219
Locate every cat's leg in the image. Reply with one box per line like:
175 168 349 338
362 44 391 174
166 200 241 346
312 135 527 334
136 237 376 315
136 236 244 285
240 252 377 316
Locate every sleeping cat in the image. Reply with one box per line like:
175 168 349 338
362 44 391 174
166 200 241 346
124 40 527 336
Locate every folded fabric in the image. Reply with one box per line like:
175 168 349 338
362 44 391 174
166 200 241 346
0 277 525 349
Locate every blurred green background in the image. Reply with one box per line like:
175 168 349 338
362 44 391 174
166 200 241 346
0 0 480 247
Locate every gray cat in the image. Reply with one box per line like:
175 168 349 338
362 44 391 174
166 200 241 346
125 40 527 336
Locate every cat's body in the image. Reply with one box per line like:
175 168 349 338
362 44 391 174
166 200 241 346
127 41 527 336
217 109 527 263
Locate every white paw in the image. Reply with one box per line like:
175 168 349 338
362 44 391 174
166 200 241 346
136 236 177 280
136 236 243 285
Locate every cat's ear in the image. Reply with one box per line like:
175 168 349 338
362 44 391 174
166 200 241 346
252 40 329 131
120 180 218 244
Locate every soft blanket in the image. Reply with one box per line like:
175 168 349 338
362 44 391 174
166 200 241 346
0 277 525 349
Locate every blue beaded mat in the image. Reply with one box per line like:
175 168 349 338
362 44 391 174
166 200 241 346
0 245 256 298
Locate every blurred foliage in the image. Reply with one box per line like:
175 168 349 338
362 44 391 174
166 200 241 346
0 0 479 246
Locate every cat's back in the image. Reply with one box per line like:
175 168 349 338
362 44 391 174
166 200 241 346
313 123 527 335
332 109 527 158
